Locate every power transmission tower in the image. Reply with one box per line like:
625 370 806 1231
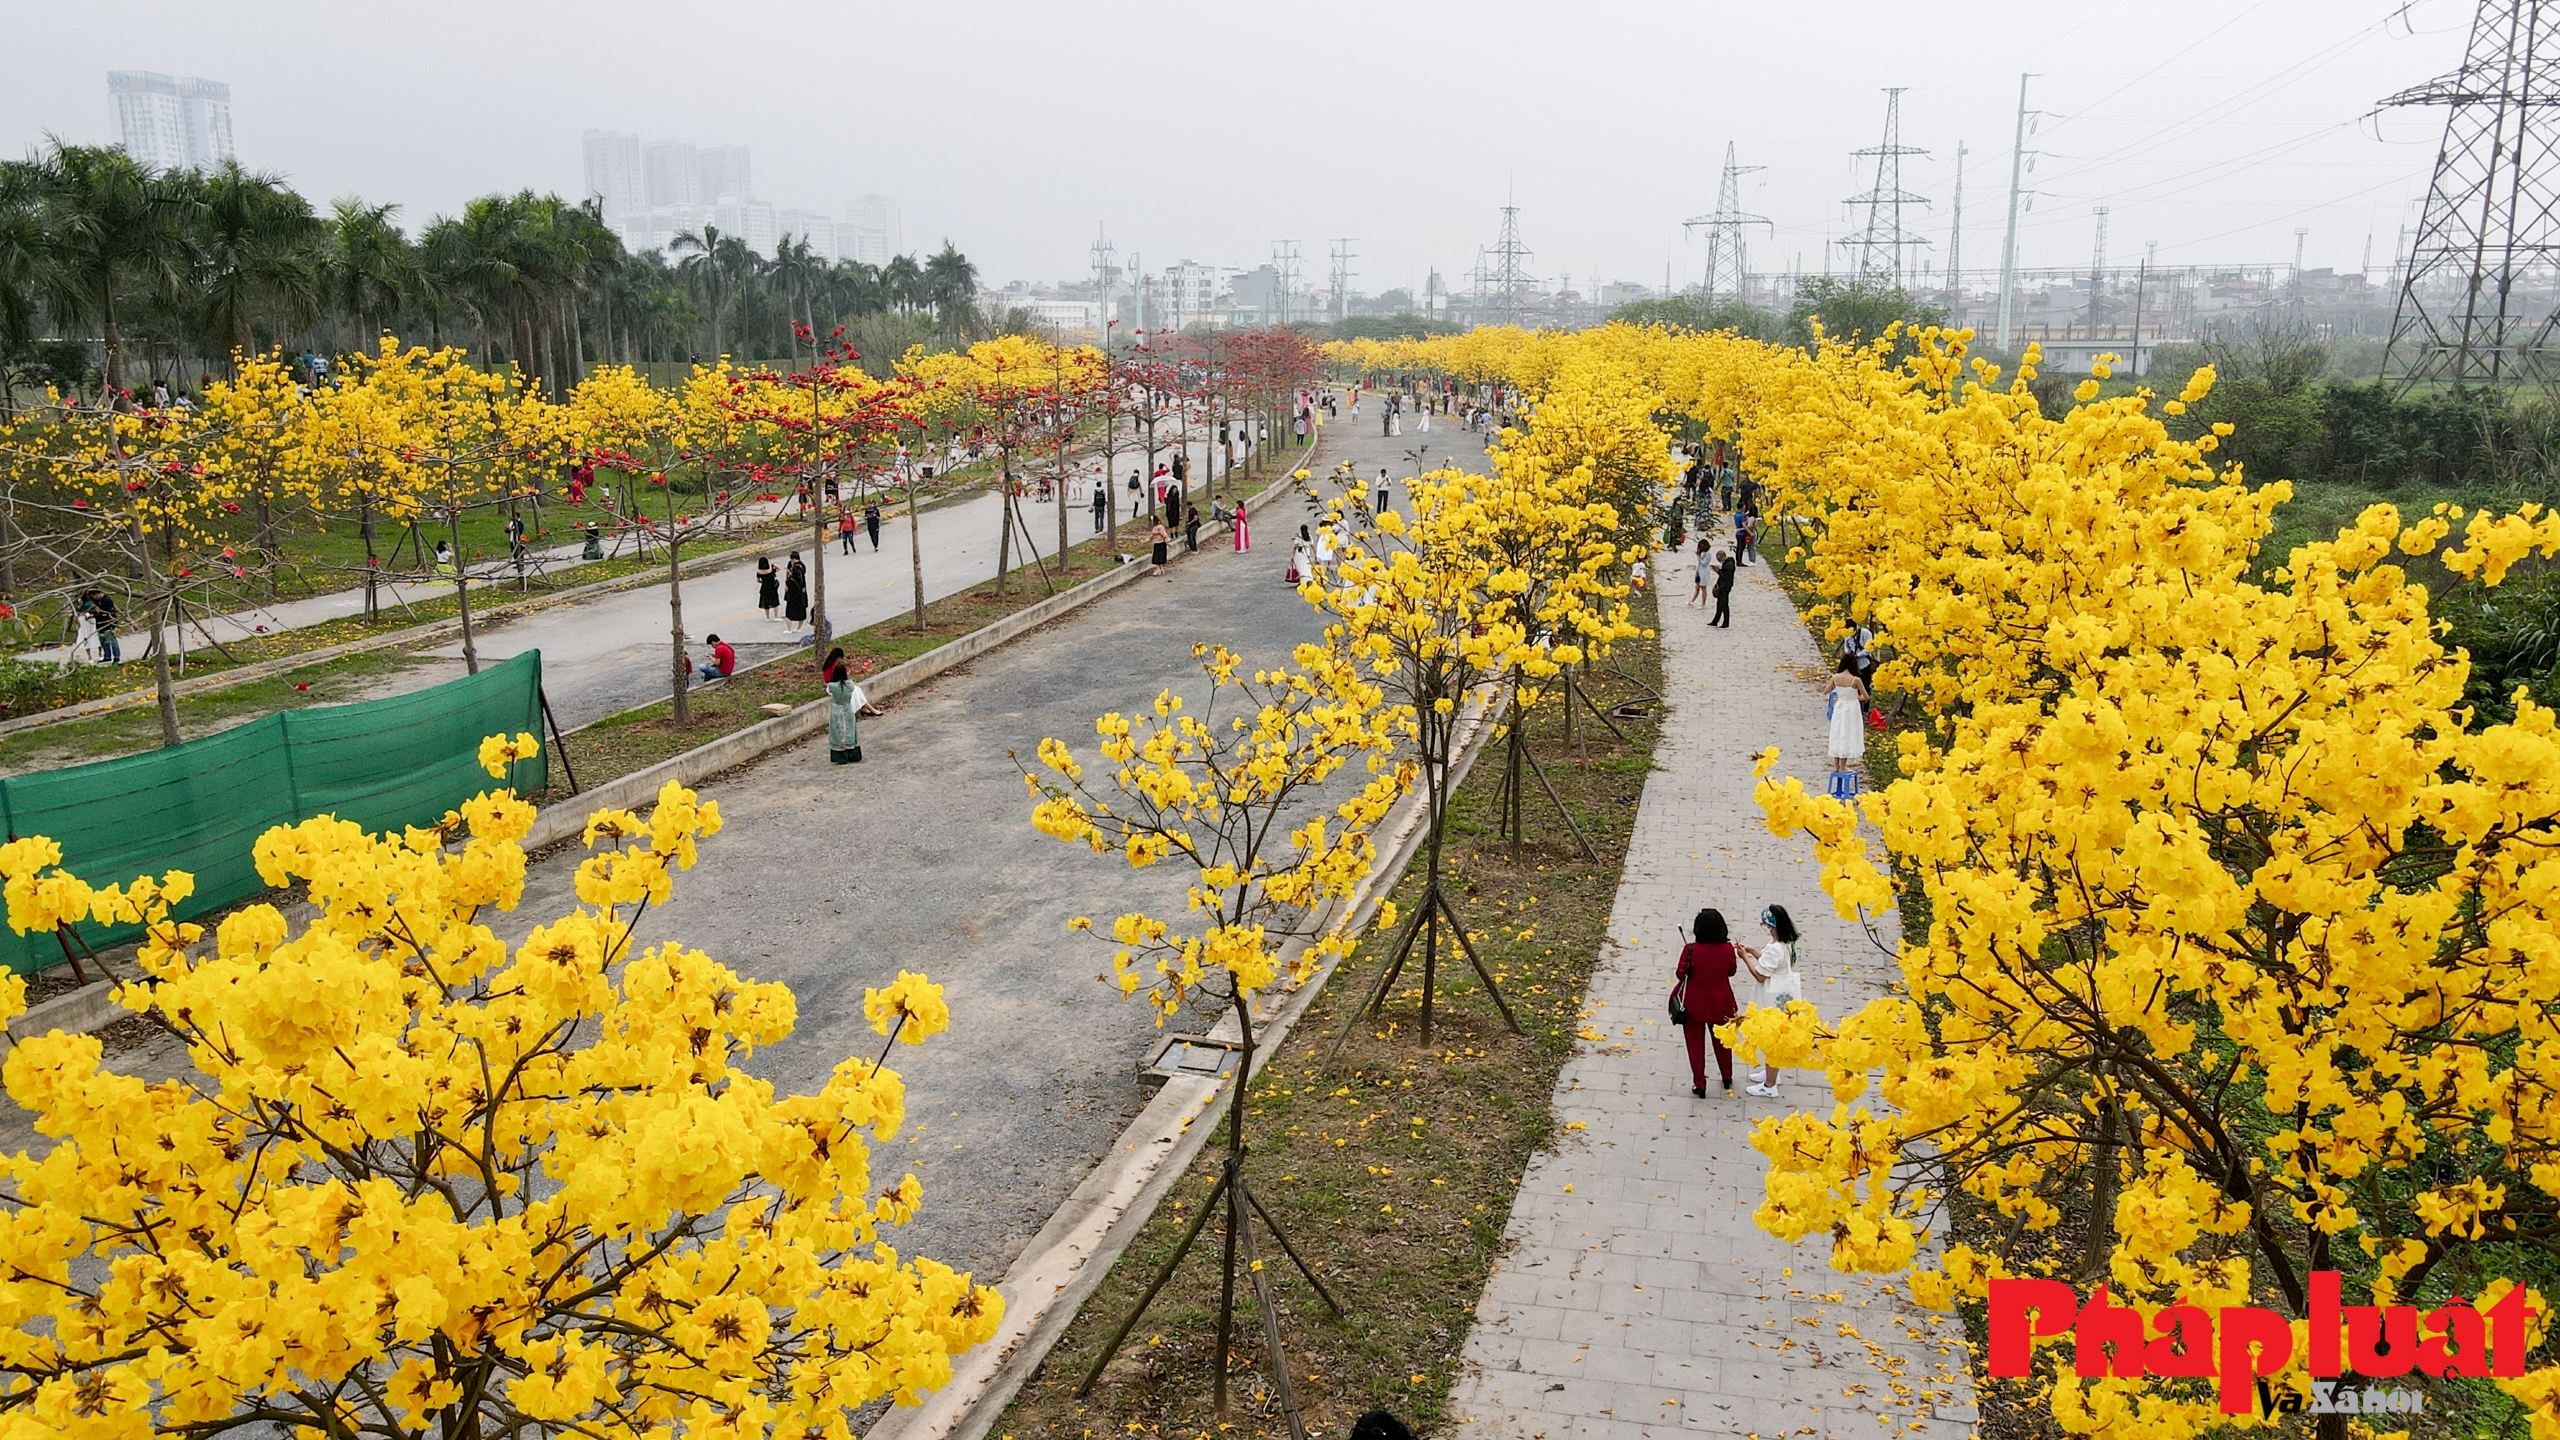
2086 206 2110 334
1840 88 1932 285
1683 142 1771 303
1328 238 1357 322
1272 241 1302 323
1485 205 1536 320
1946 141 1968 325
2379 0 2560 396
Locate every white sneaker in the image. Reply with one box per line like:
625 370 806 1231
1746 1083 1775 1097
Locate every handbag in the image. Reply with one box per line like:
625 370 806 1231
1669 959 1689 1026
1765 965 1802 1006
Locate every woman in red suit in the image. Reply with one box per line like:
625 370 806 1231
1675 908 1740 1097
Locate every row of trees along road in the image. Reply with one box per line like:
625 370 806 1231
0 140 1000 408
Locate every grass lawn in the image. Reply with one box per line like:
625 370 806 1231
993 588 1665 1439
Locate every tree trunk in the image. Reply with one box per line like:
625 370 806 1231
809 474 829 650
992 449 1013 596
360 497 380 619
669 491 691 727
907 467 927 633
448 509 480 674
149 596 180 748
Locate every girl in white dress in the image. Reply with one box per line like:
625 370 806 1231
1825 656 1869 772
1736 904 1802 1097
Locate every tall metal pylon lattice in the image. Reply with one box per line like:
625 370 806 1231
1271 241 1302 324
1683 142 1771 302
2379 0 2560 395
1840 88 1933 285
1482 205 1536 319
1328 238 1358 322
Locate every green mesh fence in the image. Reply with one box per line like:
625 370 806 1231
1 650 547 975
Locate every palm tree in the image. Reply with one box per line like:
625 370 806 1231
769 233 824 362
190 160 326 370
28 141 191 394
923 243 978 338
881 253 924 317
0 160 47 407
671 225 757 359
326 198 414 352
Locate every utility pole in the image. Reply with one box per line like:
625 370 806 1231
1997 74 2035 352
2087 206 2110 336
1092 228 1117 348
1132 250 1145 348
1947 141 1968 326
2131 259 2149 377
1328 238 1357 322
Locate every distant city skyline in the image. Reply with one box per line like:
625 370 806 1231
106 71 232 172
582 129 898 265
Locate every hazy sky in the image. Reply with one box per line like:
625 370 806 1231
0 0 2477 295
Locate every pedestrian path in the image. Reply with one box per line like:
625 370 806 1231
1444 551 1978 1440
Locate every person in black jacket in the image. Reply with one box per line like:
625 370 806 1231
1709 549 1737 628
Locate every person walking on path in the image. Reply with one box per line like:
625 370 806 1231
1313 520 1337 576
1375 467 1393 515
756 557 781 620
78 588 120 664
839 507 859 555
1689 539 1714 608
1148 519 1171 579
1710 547 1736 628
1674 908 1741 1097
823 647 865 764
784 553 809 626
1826 655 1870 774
1090 484 1107 534
581 524 604 561
864 499 882 551
1288 526 1315 585
1735 905 1802 1097
1232 500 1251 553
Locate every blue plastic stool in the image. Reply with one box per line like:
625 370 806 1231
1826 771 1863 802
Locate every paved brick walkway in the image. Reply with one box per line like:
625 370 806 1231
1444 545 1978 1440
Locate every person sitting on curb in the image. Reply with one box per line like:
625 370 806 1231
697 633 736 685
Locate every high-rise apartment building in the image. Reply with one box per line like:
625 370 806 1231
698 146 753 204
581 130 644 223
107 72 234 172
641 140 700 209
843 194 903 265
776 209 838 261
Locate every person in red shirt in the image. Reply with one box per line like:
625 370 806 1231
1674 908 1741 1097
697 634 735 684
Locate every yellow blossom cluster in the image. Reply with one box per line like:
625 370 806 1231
1025 643 1409 1025
1346 319 2560 1436
0 738 999 1439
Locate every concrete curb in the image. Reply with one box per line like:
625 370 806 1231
866 680 1509 1440
521 439 1321 853
5 976 124 1041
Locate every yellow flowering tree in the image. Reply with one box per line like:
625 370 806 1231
197 351 324 596
1021 640 1408 1431
0 737 1001 1439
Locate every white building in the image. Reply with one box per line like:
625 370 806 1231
843 194 903 265
641 140 701 208
1162 260 1225 331
108 72 233 172
581 130 644 224
776 209 838 261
